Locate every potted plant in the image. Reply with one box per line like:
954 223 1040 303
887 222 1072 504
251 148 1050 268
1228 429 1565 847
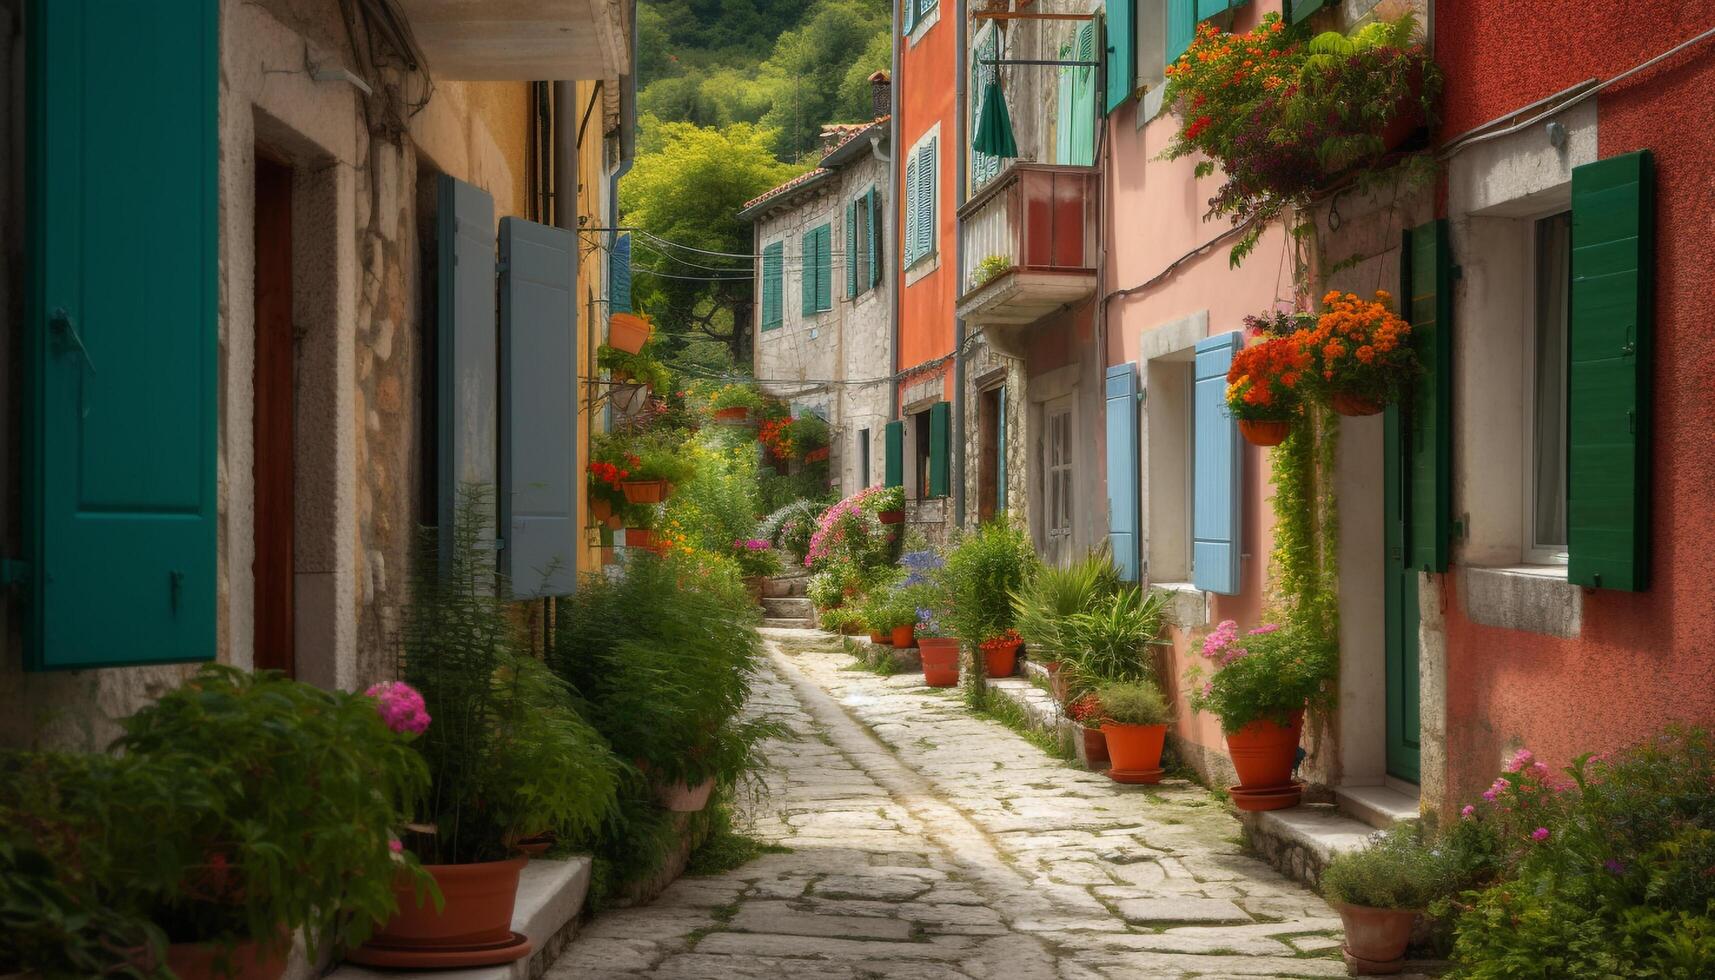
1066 693 1110 771
608 311 653 354
978 628 1023 678
1057 586 1168 697
614 431 697 504
588 442 637 519
1186 619 1336 810
1322 825 1447 974
708 383 764 422
1096 679 1171 784
1295 290 1418 416
940 521 1039 680
867 484 907 525
969 252 1011 289
858 588 898 645
1227 311 1314 446
732 537 781 599
914 607 961 688
1012 553 1124 701
354 494 621 969
865 586 921 648
784 414 831 463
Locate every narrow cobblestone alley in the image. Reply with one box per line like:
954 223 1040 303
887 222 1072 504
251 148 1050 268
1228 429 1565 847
547 629 1416 980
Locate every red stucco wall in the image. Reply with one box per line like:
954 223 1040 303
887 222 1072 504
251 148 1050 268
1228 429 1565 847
1432 1 1715 811
896 12 958 405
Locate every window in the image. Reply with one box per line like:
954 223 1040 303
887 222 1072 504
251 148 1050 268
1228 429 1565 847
859 428 871 487
1527 211 1571 563
912 409 932 499
1145 355 1195 581
902 0 938 35
760 240 784 330
800 224 832 316
904 136 937 268
1045 398 1074 565
1055 20 1097 165
847 189 880 298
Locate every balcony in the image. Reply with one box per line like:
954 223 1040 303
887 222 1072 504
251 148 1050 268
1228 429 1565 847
395 0 630 80
956 163 1098 353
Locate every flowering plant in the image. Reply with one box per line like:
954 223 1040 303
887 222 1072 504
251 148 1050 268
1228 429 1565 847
1184 619 1335 732
366 680 432 736
730 537 782 578
865 484 907 515
707 383 765 412
1067 692 1105 730
757 417 794 460
1294 290 1417 407
978 628 1022 651
1226 315 1313 422
804 485 896 570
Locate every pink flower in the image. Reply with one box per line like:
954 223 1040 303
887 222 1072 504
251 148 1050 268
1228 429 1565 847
1202 620 1239 660
365 681 431 735
389 838 405 853
1505 748 1534 773
1531 827 1550 842
1460 805 1475 819
1247 623 1281 636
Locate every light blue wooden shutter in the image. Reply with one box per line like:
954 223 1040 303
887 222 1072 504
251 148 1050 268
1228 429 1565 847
1196 0 1228 19
761 242 783 329
438 175 500 559
846 202 858 298
1104 0 1134 113
867 188 881 288
1192 332 1242 595
1568 150 1655 591
903 154 920 266
499 218 578 598
885 420 905 488
815 225 833 310
929 401 952 497
1104 363 1141 582
903 0 917 35
1168 0 1197 66
609 232 633 314
25 0 219 669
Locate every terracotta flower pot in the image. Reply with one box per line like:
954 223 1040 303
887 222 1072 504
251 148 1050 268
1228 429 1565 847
1043 660 1067 702
1101 722 1167 783
1076 726 1110 770
348 858 531 968
869 629 891 645
804 446 830 462
512 831 555 857
590 497 613 523
981 640 1020 678
878 509 905 525
918 637 961 687
891 624 916 648
620 479 668 504
1239 418 1291 446
1226 710 1304 791
714 406 750 422
1331 391 1384 416
1338 903 1418 973
164 936 288 980
608 312 652 354
657 777 715 813
625 527 656 551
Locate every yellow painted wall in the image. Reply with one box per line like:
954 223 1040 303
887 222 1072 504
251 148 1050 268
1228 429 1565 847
573 79 608 574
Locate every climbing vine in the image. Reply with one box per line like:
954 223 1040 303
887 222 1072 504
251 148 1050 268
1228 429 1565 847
1267 364 1341 651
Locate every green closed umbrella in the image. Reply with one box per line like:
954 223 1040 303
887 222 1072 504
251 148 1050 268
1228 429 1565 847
972 80 1017 160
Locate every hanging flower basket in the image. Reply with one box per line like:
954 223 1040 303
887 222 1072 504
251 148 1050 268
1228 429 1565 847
620 478 669 504
1239 419 1292 447
590 497 613 523
878 508 905 525
1330 391 1384 416
608 313 652 355
804 446 830 463
714 406 749 422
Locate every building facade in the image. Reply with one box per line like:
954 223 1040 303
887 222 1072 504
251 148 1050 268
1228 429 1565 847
1 0 634 750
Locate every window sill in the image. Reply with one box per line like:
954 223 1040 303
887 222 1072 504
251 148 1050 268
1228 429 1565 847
1460 563 1581 639
907 7 940 47
1149 581 1209 631
904 254 939 287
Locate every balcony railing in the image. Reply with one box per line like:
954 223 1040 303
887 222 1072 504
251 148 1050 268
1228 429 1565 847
956 163 1098 335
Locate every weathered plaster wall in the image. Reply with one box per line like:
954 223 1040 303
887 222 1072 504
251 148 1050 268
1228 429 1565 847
896 4 956 402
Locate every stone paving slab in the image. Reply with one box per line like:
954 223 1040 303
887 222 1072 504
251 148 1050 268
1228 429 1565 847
547 630 1358 979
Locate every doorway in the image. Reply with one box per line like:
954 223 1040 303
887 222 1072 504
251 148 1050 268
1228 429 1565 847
253 155 295 674
1383 405 1422 783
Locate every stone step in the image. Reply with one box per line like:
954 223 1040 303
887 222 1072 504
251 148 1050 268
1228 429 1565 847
762 574 809 598
763 617 814 629
1333 783 1421 830
762 596 813 619
1243 803 1379 888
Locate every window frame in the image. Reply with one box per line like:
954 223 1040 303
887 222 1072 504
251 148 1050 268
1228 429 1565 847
1523 209 1573 566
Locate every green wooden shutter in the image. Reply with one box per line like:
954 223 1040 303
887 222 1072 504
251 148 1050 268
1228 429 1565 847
1401 220 1453 573
762 241 783 329
885 420 906 488
1071 22 1097 165
1289 0 1325 25
26 0 219 669
996 389 1009 515
846 202 858 298
815 225 833 310
928 401 951 498
867 188 881 288
499 217 578 598
1568 150 1654 591
1104 0 1135 113
801 230 817 317
1168 0 1197 66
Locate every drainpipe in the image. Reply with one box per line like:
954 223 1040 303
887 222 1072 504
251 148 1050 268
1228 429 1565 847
952 0 968 529
608 0 638 236
889 1 903 428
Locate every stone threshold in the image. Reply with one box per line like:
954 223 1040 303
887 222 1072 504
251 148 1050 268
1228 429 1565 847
329 856 592 980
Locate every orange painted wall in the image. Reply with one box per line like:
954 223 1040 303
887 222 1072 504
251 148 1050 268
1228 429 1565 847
896 12 958 405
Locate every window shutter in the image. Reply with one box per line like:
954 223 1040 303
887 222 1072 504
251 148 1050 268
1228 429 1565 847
1056 38 1076 164
438 175 501 562
499 218 578 598
846 202 858 298
1196 0 1229 19
1192 332 1242 595
917 140 936 260
1104 0 1134 113
761 242 783 329
1071 23 1097 165
903 0 917 35
816 225 833 311
1568 150 1654 591
25 0 219 669
885 420 906 488
903 154 919 266
1289 0 1325 25
1167 0 1197 66
929 401 952 498
609 232 633 314
1401 220 1452 573
1104 363 1142 582
867 188 881 288
800 230 816 317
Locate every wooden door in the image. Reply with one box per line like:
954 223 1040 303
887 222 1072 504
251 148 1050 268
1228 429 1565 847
253 156 295 675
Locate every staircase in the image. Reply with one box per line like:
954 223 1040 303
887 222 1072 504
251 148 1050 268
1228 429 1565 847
759 574 815 628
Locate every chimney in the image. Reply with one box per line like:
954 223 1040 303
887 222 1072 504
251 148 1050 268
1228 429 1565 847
869 71 891 119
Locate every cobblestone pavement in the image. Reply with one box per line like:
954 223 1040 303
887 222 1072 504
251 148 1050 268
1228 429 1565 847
549 629 1365 979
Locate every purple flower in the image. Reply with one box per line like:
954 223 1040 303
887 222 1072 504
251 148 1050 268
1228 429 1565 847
365 681 431 735
1460 805 1475 819
1531 827 1550 843
1604 858 1627 876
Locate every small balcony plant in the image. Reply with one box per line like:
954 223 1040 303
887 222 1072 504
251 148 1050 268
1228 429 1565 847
865 484 907 524
617 431 698 503
970 253 1011 289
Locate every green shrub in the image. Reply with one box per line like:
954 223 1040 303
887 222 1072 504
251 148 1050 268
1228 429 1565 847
818 607 862 633
1059 586 1168 693
706 382 764 412
1095 679 1170 726
663 428 762 555
939 520 1039 644
757 497 828 562
1011 551 1124 656
1323 824 1448 910
860 583 920 632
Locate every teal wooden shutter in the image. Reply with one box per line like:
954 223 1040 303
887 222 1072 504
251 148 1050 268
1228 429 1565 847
499 218 578 598
816 225 833 310
1568 150 1654 591
867 188 881 288
846 202 858 298
1056 38 1075 163
1196 0 1229 19
903 0 917 35
1401 220 1452 573
903 154 920 266
1192 332 1241 595
439 175 500 560
761 242 784 329
800 230 816 316
1168 0 1197 66
916 141 937 260
1070 23 1097 165
1105 0 1135 113
885 420 906 488
26 0 218 669
929 401 952 497
1289 0 1325 25
609 232 633 314
1104 363 1141 582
